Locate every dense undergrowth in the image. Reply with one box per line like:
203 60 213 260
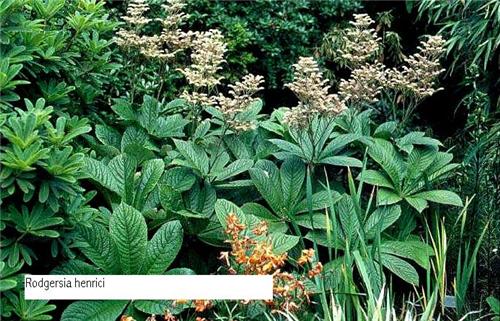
0 0 499 320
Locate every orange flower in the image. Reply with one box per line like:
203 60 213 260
194 300 212 312
163 310 177 321
308 262 323 278
252 221 268 235
297 248 315 266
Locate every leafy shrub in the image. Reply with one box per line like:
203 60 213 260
0 0 119 110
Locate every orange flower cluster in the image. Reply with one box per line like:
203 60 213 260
221 213 323 312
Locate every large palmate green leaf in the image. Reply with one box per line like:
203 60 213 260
360 137 463 213
109 203 147 274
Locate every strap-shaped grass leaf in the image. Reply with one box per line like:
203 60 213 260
109 203 147 274
76 223 121 274
380 253 419 285
141 220 183 274
61 300 128 321
413 190 463 207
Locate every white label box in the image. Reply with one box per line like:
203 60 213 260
24 275 273 300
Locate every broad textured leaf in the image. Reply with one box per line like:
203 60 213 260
305 231 340 251
320 133 360 159
377 188 402 206
295 213 331 229
160 184 183 212
295 190 342 214
280 158 305 208
406 197 428 213
214 159 253 182
215 199 260 231
76 223 120 273
269 139 304 158
61 300 128 321
412 190 463 207
357 169 394 189
405 147 436 183
83 158 119 194
380 240 433 269
134 159 164 208
153 114 188 138
368 139 405 190
187 182 216 217
141 221 183 274
249 160 283 215
380 253 419 285
95 124 121 149
320 156 362 168
364 205 401 238
109 203 147 274
173 139 209 175
108 154 137 202
52 260 101 275
337 195 360 243
270 233 300 254
241 203 277 220
163 167 196 191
